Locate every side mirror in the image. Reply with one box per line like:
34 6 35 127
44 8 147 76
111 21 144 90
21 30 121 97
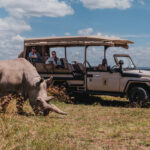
119 60 124 72
119 60 124 66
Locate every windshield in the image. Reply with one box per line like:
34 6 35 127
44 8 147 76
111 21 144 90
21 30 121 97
115 56 135 69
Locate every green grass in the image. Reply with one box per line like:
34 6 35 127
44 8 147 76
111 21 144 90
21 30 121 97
1 96 150 150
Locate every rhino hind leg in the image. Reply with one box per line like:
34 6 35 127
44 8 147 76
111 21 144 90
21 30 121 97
16 95 27 115
0 95 12 113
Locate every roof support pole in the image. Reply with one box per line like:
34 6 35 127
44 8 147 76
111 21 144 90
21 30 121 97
49 48 51 57
64 47 67 59
23 45 27 58
84 46 88 91
104 46 109 59
42 46 45 63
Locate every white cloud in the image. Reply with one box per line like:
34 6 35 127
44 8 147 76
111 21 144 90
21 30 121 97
80 0 135 10
146 42 150 46
77 27 120 39
64 32 71 36
0 0 74 60
75 27 150 67
79 45 150 67
12 35 24 42
120 34 150 38
0 17 31 59
77 28 94 35
126 46 150 67
0 0 74 18
0 17 31 33
138 0 144 5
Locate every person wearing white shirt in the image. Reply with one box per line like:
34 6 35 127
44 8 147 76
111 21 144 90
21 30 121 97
46 51 61 65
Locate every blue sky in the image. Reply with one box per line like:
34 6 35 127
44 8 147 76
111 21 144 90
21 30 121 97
0 0 150 67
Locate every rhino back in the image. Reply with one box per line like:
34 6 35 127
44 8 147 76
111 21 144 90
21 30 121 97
0 58 41 95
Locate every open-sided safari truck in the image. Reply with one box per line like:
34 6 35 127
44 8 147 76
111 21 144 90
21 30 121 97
19 36 150 104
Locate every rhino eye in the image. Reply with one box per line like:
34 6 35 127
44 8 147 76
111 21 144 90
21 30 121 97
35 78 44 87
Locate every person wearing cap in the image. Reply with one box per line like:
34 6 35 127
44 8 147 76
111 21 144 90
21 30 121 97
46 51 61 66
29 47 42 63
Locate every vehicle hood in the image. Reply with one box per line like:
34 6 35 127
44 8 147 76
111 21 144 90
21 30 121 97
123 69 150 77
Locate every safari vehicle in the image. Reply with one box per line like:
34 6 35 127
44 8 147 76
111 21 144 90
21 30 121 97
19 36 150 104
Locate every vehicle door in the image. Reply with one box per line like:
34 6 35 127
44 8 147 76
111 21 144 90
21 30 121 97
87 70 121 92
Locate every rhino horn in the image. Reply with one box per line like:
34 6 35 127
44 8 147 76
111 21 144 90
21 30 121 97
44 96 54 102
47 104 67 115
38 99 67 115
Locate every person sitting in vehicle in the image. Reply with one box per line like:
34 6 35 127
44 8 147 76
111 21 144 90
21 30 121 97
98 58 107 71
46 51 61 66
43 52 49 63
29 47 42 63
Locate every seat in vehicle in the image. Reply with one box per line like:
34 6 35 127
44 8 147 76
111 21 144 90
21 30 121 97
60 58 75 73
60 58 68 68
77 63 85 74
72 62 85 80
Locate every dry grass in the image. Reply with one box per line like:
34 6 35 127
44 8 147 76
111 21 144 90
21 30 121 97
1 96 150 150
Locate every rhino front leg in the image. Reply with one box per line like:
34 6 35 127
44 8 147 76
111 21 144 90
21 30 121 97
39 99 67 115
29 100 43 116
29 99 48 116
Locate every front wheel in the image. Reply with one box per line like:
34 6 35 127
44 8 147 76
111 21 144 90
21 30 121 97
128 87 149 105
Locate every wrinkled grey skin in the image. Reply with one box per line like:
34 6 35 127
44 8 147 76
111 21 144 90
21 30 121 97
0 58 67 115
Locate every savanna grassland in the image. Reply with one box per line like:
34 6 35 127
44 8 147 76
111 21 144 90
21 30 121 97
0 96 150 150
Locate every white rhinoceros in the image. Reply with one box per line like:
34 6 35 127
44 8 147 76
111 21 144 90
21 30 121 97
0 58 66 115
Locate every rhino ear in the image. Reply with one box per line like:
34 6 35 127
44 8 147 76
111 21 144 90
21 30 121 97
35 78 44 87
45 76 53 87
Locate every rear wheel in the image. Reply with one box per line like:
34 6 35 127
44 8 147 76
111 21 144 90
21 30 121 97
128 87 149 106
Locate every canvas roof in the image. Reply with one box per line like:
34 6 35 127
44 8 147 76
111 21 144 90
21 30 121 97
24 36 133 49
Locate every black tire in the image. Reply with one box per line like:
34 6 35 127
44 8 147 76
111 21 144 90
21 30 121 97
128 87 149 105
